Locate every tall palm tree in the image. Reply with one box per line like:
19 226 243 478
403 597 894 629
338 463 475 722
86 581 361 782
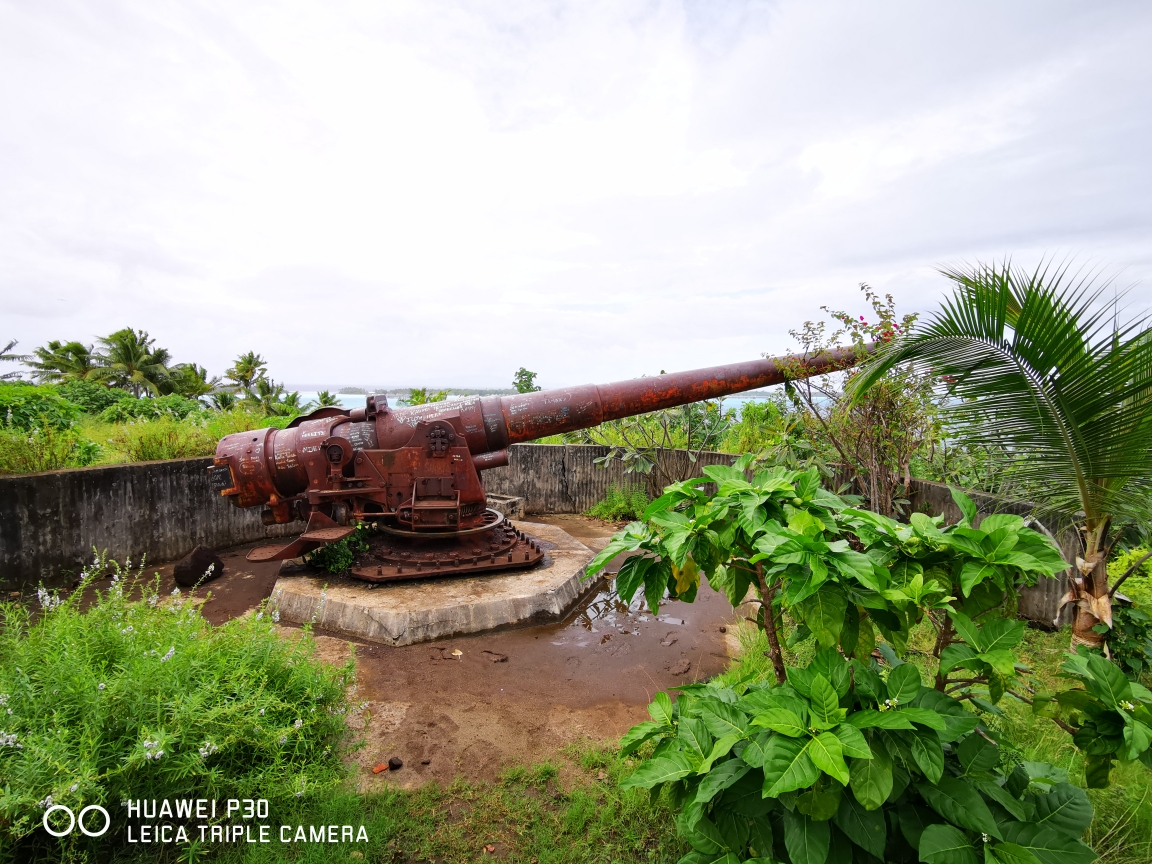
226 352 268 397
25 340 98 383
92 328 172 397
0 339 24 380
163 363 221 399
847 261 1152 647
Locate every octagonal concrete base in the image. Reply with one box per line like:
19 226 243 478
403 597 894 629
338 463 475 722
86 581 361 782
268 521 599 646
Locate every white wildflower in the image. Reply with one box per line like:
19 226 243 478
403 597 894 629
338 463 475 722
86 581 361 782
38 795 53 809
294 718 303 729
1121 700 1137 711
256 612 264 621
0 731 19 748
121 625 134 635
98 683 106 691
70 783 79 793
148 595 158 607
259 708 265 716
171 587 181 596
36 588 61 612
279 736 287 745
198 741 219 758
271 610 280 623
0 694 8 707
159 646 175 663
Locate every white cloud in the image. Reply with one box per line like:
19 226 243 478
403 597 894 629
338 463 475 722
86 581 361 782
1 0 1150 389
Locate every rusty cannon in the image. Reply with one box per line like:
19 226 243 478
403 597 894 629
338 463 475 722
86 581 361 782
209 346 865 583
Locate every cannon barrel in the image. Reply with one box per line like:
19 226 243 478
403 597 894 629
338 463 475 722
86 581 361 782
211 345 867 534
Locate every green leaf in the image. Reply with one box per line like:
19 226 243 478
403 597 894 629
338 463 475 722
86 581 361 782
834 792 887 859
848 709 915 730
749 818 774 858
951 488 979 526
809 674 843 729
621 720 666 755
683 813 727 854
1084 654 1131 708
1122 719 1152 762
917 777 1003 839
980 514 1025 534
649 692 675 727
910 728 945 784
1030 783 1093 838
751 708 808 738
850 746 892 810
644 561 670 617
919 824 979 864
958 732 1000 775
988 843 1043 864
588 536 634 576
678 717 714 757
698 703 749 740
615 555 655 604
739 730 774 769
620 751 697 789
970 777 1028 822
832 723 872 759
950 611 985 651
980 618 1027 653
699 733 744 773
797 783 843 821
762 735 821 797
783 809 830 864
694 760 752 804
999 823 1098 864
961 561 1001 597
808 731 850 786
886 662 923 705
978 650 1018 677
941 644 980 674
898 706 948 733
798 587 849 649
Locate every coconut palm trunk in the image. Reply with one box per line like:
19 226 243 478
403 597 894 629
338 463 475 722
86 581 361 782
846 262 1152 648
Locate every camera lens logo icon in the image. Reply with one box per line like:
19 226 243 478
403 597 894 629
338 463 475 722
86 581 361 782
43 804 110 837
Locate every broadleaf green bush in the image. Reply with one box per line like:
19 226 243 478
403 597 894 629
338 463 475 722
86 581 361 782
0 557 355 861
53 380 133 415
0 383 80 431
98 393 202 423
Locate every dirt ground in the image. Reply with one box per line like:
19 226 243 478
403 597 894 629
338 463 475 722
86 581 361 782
113 515 744 788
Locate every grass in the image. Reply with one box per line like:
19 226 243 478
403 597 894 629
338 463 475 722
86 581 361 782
207 747 685 864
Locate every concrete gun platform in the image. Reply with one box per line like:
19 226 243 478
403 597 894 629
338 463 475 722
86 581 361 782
269 520 599 646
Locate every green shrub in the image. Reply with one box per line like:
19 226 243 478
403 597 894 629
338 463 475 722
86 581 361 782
0 558 355 862
305 523 376 573
107 417 216 461
622 650 1100 864
586 484 650 521
0 426 101 475
98 393 201 423
0 383 80 431
53 380 132 415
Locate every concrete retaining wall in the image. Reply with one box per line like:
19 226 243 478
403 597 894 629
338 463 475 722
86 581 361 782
0 445 1078 624
0 458 295 589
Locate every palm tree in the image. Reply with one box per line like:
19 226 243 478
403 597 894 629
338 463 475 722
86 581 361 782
847 261 1152 647
163 363 221 399
226 352 268 397
315 390 342 408
0 339 24 380
209 391 238 411
91 328 172 397
25 340 98 383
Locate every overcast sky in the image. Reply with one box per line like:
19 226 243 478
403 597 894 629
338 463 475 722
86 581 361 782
2 1 1151 390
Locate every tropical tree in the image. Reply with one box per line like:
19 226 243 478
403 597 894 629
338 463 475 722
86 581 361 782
24 340 98 383
91 329 172 397
0 340 23 381
847 261 1152 648
513 367 541 393
163 363 220 399
246 378 308 417
402 388 449 405
225 351 268 397
315 390 342 408
208 391 238 411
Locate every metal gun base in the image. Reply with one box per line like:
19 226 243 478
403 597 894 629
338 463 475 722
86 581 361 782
349 522 546 583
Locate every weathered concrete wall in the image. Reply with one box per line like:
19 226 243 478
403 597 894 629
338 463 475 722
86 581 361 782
0 458 295 589
0 445 1078 624
482 444 740 513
